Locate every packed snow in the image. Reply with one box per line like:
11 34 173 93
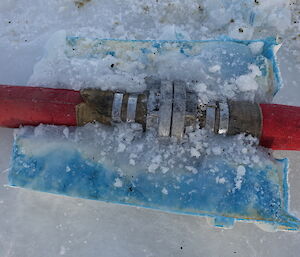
27 30 275 104
0 0 300 256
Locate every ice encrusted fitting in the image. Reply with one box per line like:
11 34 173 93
76 81 262 140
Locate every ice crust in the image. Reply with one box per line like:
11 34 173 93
20 123 268 179
1 0 300 256
29 30 272 101
12 123 299 231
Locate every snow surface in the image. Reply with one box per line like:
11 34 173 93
0 0 300 256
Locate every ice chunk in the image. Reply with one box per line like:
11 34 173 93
113 178 123 188
117 143 126 153
249 42 264 55
234 165 246 191
216 176 226 184
235 64 262 92
161 188 168 195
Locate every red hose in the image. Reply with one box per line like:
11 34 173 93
0 85 300 151
0 85 82 127
260 103 300 151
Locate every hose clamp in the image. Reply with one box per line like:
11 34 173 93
127 95 138 122
218 101 229 134
205 102 217 132
112 93 123 122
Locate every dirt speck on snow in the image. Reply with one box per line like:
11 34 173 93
74 0 91 9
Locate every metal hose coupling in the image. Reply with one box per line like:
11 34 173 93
76 80 262 140
76 89 148 129
204 101 262 139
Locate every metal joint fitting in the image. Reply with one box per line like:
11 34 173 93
157 80 186 139
76 81 262 141
204 101 229 135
